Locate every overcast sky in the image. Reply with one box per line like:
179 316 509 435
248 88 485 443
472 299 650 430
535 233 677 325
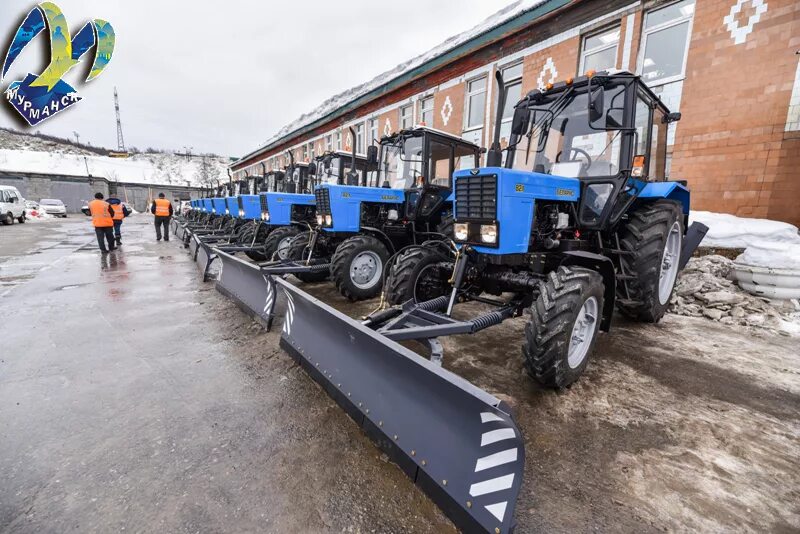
0 0 513 157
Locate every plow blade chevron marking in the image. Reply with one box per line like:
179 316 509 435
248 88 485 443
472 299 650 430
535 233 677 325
214 249 277 327
273 277 525 533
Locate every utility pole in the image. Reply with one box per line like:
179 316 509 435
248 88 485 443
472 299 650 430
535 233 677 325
114 87 126 152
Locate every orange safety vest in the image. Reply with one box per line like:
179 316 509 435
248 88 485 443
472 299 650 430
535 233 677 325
89 199 113 228
154 198 171 217
111 203 125 221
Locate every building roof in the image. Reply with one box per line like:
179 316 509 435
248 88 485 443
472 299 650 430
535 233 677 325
235 0 567 167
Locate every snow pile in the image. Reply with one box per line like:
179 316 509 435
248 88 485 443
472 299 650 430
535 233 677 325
670 255 799 334
0 149 231 187
691 211 800 249
736 242 800 269
251 0 546 155
24 207 53 222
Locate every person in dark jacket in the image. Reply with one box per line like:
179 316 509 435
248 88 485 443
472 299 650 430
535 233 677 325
151 193 174 241
87 192 117 253
107 197 131 245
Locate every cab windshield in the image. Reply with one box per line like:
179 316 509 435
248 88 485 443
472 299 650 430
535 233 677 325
379 136 423 190
509 84 627 178
317 156 341 185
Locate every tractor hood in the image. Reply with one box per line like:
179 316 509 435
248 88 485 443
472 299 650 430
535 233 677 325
314 183 405 233
264 191 315 226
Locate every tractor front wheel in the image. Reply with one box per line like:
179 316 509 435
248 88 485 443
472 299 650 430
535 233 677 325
331 235 389 301
263 226 301 261
616 200 683 322
287 232 329 283
523 266 604 389
385 246 453 305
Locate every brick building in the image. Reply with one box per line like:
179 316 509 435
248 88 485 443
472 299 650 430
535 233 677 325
231 0 800 225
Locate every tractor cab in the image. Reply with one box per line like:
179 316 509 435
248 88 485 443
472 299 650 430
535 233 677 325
310 150 372 188
315 126 480 233
503 69 681 230
261 162 315 226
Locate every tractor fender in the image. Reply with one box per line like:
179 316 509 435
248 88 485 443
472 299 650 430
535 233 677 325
559 251 616 332
637 181 690 214
360 226 397 255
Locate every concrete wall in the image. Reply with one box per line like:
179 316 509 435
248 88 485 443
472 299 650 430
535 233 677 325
0 171 204 213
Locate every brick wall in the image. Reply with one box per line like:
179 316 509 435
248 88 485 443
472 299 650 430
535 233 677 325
235 0 800 225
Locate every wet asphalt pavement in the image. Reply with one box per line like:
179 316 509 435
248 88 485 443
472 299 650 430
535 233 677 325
1 216 798 533
0 216 451 533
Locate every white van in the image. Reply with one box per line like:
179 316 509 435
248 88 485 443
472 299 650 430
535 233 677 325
0 185 26 225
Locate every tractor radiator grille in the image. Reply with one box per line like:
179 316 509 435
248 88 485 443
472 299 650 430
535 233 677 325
259 194 268 214
315 188 331 215
455 174 497 220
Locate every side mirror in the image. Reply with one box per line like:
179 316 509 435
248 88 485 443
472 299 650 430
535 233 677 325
366 145 378 166
588 86 604 123
308 162 317 175
510 107 531 135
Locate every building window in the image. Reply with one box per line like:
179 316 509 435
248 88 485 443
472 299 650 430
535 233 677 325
580 26 620 73
400 105 413 129
335 131 341 150
325 135 332 151
310 143 315 162
498 63 523 148
355 124 364 153
368 118 378 145
302 144 308 162
419 96 434 126
640 0 695 85
465 77 487 130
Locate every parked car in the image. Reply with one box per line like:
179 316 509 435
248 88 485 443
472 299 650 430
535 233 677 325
39 198 68 218
0 185 26 224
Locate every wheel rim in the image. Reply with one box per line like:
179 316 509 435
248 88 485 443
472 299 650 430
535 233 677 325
276 236 293 260
350 251 382 289
658 221 682 305
568 296 598 369
413 264 449 303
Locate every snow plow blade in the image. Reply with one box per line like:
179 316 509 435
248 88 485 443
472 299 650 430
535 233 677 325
193 237 218 282
273 277 525 533
214 249 277 327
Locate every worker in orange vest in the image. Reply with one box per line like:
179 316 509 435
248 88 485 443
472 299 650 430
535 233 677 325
150 192 174 241
108 197 130 245
88 192 116 253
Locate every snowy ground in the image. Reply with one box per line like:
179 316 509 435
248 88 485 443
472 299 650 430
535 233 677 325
0 128 232 187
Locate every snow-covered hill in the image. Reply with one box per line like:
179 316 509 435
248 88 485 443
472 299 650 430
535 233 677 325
0 128 234 187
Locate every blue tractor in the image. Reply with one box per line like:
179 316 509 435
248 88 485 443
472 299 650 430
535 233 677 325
277 126 481 300
367 70 709 388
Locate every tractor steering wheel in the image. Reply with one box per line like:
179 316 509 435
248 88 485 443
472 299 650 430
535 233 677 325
556 147 593 171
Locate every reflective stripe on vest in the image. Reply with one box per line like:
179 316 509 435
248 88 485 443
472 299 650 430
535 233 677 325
89 199 113 227
111 203 125 221
154 198 170 217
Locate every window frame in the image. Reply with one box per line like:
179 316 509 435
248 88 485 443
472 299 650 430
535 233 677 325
463 75 488 132
368 118 378 146
638 0 695 87
399 104 413 129
419 96 434 126
355 123 364 153
579 24 621 74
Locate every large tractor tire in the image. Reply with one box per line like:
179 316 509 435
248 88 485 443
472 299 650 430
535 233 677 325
523 266 604 389
264 226 301 261
331 235 390 301
287 232 330 283
385 247 453 305
616 200 683 322
238 225 269 261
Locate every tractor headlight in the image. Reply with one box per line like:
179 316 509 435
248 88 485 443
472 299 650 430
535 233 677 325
212 208 217 214
325 215 332 226
480 224 497 244
454 223 469 241
225 208 230 215
262 212 269 221
316 214 324 226
238 209 244 218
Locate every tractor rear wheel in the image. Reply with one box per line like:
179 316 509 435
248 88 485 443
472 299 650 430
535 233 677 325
385 247 453 305
263 226 301 261
287 232 329 283
523 266 604 389
331 235 389 301
616 200 683 322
